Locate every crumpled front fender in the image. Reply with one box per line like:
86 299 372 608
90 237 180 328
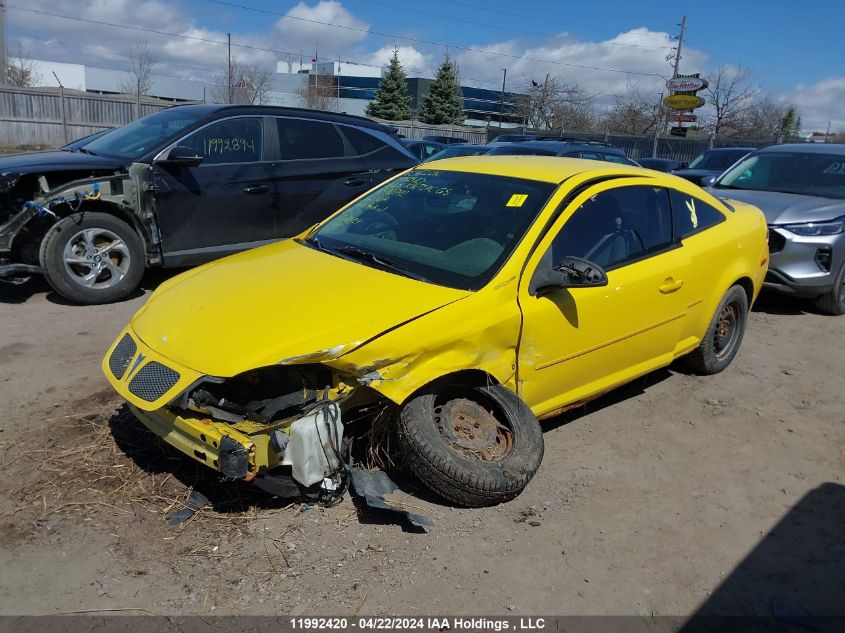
327 279 523 404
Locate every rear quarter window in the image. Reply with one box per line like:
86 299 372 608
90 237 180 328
670 190 725 239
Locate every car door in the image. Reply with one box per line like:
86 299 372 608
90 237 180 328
667 188 731 344
517 181 691 416
153 115 276 266
269 116 371 236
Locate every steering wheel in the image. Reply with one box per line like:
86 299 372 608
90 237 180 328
358 212 399 236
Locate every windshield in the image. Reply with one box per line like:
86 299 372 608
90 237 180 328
688 149 749 170
83 109 204 160
312 170 555 290
717 152 845 200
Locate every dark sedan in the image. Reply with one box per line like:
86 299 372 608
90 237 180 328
400 139 445 161
425 144 493 161
673 147 755 185
487 140 638 165
0 104 416 304
638 157 687 172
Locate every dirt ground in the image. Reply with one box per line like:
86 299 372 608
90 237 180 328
0 273 843 619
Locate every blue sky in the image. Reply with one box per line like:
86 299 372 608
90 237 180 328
6 0 845 131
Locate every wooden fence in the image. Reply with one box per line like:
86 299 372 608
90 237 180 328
0 86 182 148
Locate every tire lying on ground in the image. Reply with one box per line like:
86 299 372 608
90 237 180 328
40 211 145 305
398 383 544 507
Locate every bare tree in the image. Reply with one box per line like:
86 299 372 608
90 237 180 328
211 58 274 105
603 83 663 134
299 74 338 111
516 76 593 131
703 65 756 137
119 38 155 97
5 46 42 87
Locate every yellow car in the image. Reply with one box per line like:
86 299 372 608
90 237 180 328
102 157 768 507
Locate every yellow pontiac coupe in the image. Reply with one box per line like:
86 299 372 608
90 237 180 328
103 157 768 507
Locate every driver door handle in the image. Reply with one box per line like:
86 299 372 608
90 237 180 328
242 183 270 195
659 278 684 294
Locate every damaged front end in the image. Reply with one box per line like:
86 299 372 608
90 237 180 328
104 329 359 500
0 163 157 281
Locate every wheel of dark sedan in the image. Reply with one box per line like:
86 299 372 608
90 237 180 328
398 383 544 507
684 285 749 375
814 262 845 316
40 212 145 305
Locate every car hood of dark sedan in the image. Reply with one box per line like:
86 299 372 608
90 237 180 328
0 150 126 176
672 168 720 180
705 187 845 224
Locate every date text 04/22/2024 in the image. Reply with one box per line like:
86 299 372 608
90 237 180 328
289 618 547 630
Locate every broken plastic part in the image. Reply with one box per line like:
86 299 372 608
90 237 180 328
166 488 210 525
348 468 432 531
282 403 344 487
218 435 250 479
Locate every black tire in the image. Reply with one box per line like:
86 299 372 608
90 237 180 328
397 383 544 507
40 212 145 305
814 262 845 316
685 285 749 375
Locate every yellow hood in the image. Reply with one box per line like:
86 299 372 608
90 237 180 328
131 240 469 377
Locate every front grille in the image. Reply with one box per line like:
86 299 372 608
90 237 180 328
108 334 137 379
128 361 180 402
768 228 786 253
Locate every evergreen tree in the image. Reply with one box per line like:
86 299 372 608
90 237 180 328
366 50 413 121
419 56 464 125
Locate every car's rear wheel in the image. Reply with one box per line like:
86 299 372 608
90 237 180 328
814 262 845 316
398 383 543 507
685 285 749 375
40 212 145 305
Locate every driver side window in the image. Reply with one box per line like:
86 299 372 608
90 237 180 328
550 185 673 270
180 117 263 165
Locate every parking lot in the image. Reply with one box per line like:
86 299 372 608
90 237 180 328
1 273 842 618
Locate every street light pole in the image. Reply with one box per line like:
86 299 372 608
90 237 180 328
227 32 232 104
499 68 507 128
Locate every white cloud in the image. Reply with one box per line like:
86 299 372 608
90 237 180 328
787 77 845 134
366 45 433 77
274 1 369 56
455 28 708 106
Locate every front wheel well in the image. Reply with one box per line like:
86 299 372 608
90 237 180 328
12 200 148 265
402 369 502 406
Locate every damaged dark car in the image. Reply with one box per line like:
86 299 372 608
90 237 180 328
0 104 417 304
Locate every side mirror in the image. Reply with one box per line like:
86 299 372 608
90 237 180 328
156 145 204 167
530 256 608 295
700 175 717 187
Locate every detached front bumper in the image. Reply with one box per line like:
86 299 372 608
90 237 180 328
130 405 262 480
765 228 845 297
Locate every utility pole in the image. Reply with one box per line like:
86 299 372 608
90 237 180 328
499 68 507 128
672 15 687 78
227 32 232 104
0 1 7 85
52 71 68 144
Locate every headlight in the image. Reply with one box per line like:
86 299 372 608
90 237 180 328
781 216 845 237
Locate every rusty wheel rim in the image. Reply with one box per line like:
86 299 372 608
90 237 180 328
713 301 739 360
433 398 513 461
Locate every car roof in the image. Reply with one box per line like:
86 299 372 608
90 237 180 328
169 103 398 134
421 155 643 183
504 140 626 155
705 146 757 153
756 143 845 155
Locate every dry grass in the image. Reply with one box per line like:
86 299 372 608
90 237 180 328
0 406 284 538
